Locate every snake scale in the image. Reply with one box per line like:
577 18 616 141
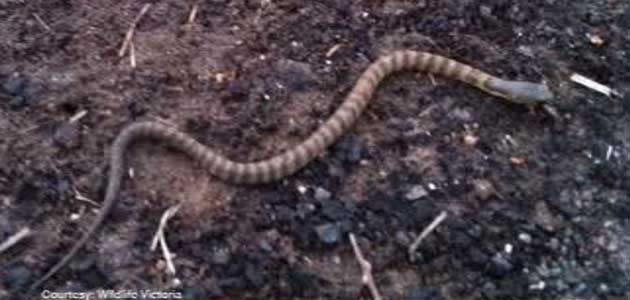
31 50 553 290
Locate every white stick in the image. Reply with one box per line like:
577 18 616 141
408 211 448 261
0 227 32 254
187 2 199 25
349 233 382 300
570 73 620 98
150 204 181 275
32 13 51 32
119 4 151 57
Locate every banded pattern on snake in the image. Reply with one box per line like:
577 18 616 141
31 50 553 290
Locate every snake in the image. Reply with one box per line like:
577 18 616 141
30 50 553 290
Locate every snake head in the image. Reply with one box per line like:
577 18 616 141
486 79 554 105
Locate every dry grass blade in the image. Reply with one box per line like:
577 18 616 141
408 211 448 261
118 4 151 57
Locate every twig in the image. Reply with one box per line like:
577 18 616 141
73 187 99 207
68 110 88 124
408 211 448 261
150 204 181 275
325 44 342 58
0 227 32 255
118 4 151 57
570 73 620 98
129 40 137 68
349 233 382 300
187 2 199 25
32 13 51 32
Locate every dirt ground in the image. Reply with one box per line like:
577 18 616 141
1 1 628 299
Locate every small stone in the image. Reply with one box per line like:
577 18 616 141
510 156 527 165
297 185 308 194
258 239 273 252
210 245 231 265
405 286 442 300
313 187 331 201
518 233 532 244
463 134 479 146
449 107 472 122
395 230 411 246
529 281 546 290
314 223 341 245
2 72 39 108
336 135 364 163
2 264 31 290
473 179 497 200
405 185 428 200
2 73 26 96
320 200 347 221
9 96 26 108
534 201 560 232
479 5 493 18
518 45 535 58
273 59 318 91
54 123 81 149
296 202 316 219
487 253 514 278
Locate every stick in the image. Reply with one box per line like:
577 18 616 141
325 44 342 58
150 204 181 275
0 227 32 255
570 73 620 98
68 110 88 124
73 187 99 207
130 40 137 68
187 2 199 25
32 13 51 32
119 4 151 57
408 211 448 261
349 233 382 300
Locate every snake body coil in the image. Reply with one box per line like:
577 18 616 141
31 50 552 290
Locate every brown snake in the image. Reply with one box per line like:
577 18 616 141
30 50 553 289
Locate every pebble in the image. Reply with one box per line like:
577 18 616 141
405 286 442 300
472 179 497 200
54 123 81 149
335 135 364 163
2 73 27 96
2 72 38 108
273 59 318 92
395 230 411 246
210 245 231 265
479 5 494 18
313 187 331 201
487 253 514 278
296 202 316 219
518 232 532 244
258 239 273 252
534 201 559 232
320 200 347 221
463 134 479 146
449 107 472 122
517 45 535 58
314 223 341 245
2 264 31 290
405 185 428 200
